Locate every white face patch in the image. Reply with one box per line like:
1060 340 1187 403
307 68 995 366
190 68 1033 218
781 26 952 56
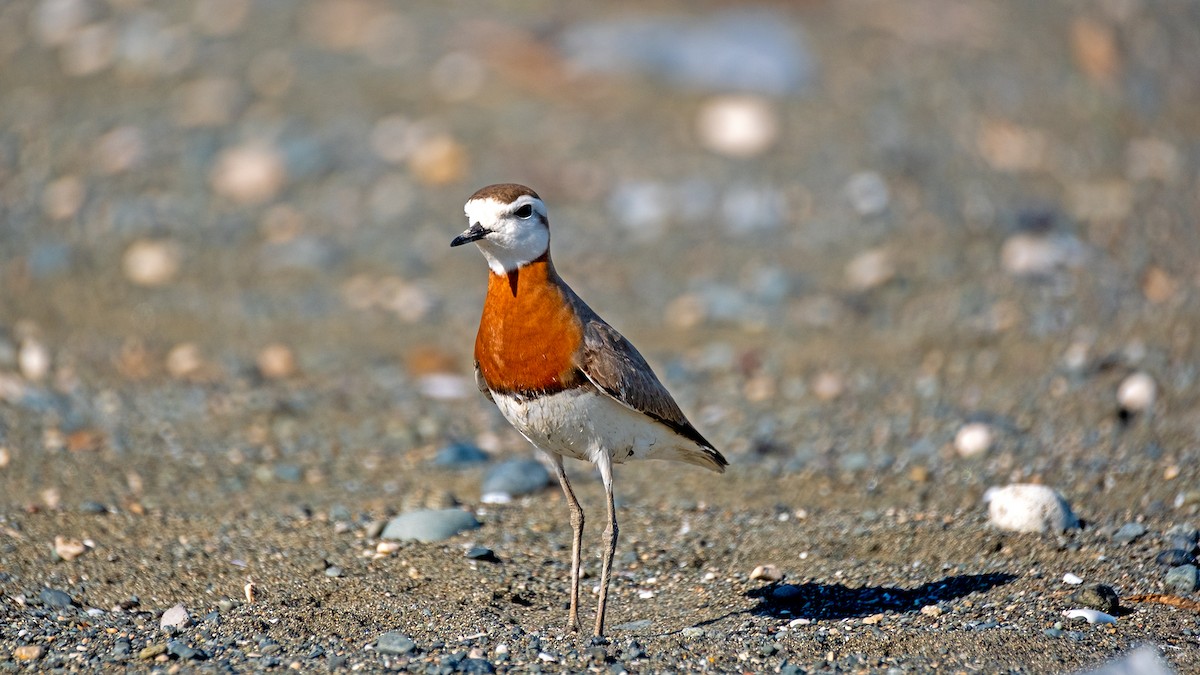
463 195 550 274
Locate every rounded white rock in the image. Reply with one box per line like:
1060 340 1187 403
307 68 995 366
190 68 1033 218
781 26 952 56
1117 371 1156 413
984 484 1079 533
954 423 994 458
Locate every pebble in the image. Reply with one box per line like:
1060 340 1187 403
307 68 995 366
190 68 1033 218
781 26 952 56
749 564 782 581
14 644 43 660
1117 372 1156 413
812 372 845 401
324 565 342 577
434 442 489 468
122 239 181 287
42 175 86 221
256 343 297 379
844 171 890 216
695 95 779 158
18 339 51 381
465 546 499 563
954 422 993 458
210 142 288 204
844 248 894 291
1000 233 1085 277
1164 564 1199 593
1156 549 1196 567
167 639 206 660
771 584 801 601
160 603 190 629
480 459 551 503
54 535 87 560
1063 608 1116 625
165 343 204 379
1112 522 1148 545
984 484 1079 533
1070 584 1119 615
172 76 243 128
682 627 705 638
94 125 146 174
1063 573 1084 585
139 643 166 659
381 509 480 543
40 588 74 608
376 631 417 655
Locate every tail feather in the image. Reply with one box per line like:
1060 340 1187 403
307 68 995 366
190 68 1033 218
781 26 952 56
648 443 728 473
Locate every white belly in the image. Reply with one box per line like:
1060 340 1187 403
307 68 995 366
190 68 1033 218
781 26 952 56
493 388 688 465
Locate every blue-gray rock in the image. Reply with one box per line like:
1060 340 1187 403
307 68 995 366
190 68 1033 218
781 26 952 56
40 588 74 608
771 584 801 601
560 10 816 95
274 464 303 483
613 619 652 631
465 546 499 563
166 640 207 661
376 631 416 655
1112 523 1148 545
1156 549 1196 568
480 459 550 502
381 509 480 543
1165 564 1199 593
459 659 496 674
434 442 489 468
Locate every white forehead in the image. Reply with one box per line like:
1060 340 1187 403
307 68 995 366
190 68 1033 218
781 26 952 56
464 195 545 224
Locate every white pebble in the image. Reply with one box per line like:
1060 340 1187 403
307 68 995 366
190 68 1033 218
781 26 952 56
695 95 778 158
1000 233 1085 277
122 239 181 287
1062 573 1083 585
256 343 296 379
54 536 87 561
844 248 894 291
1063 608 1116 624
984 484 1079 533
160 603 190 629
18 340 51 381
165 343 203 379
954 423 993 458
1117 372 1156 413
844 171 890 216
210 142 287 205
749 564 782 582
0 446 10 469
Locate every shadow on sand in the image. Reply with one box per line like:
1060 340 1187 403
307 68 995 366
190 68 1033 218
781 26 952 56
744 572 1019 621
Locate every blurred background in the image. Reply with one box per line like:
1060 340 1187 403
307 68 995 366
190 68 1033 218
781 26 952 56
0 0 1197 511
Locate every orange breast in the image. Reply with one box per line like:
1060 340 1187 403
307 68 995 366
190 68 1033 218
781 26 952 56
474 258 585 394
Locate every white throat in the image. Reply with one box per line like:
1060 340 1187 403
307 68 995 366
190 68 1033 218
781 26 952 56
464 197 550 274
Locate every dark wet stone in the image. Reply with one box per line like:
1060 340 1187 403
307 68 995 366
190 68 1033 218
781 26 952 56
79 501 108 514
459 658 496 674
1071 584 1120 615
1156 549 1196 568
465 546 499 563
167 639 207 661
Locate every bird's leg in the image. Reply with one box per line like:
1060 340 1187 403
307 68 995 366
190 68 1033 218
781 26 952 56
549 453 584 633
594 453 618 638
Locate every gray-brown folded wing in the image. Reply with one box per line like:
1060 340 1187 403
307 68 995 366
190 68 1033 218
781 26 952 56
474 360 495 403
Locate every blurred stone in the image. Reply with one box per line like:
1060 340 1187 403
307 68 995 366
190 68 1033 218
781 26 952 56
481 459 551 503
434 442 489 468
368 173 416 221
417 374 469 400
1164 565 1199 594
845 248 894 291
1111 522 1147 545
54 535 87 561
192 0 250 37
122 239 181 287
13 644 42 661
370 116 415 164
301 0 378 52
1141 266 1176 304
360 12 418 67
1117 372 1156 413
32 0 95 47
94 126 146 175
812 372 844 402
381 509 480 543
117 11 194 78
609 181 670 241
210 142 287 205
722 186 786 235
665 293 706 329
1126 138 1181 183
407 134 468 187
431 52 485 102
18 339 51 381
954 423 993 458
1076 646 1171 675
165 343 204 379
42 176 86 221
844 171 890 216
160 603 189 629
1000 233 1085 277
1067 180 1132 222
985 484 1079 533
560 10 815 95
0 447 10 469
695 95 778 158
1070 17 1118 84
977 120 1046 172
172 77 243 128
257 343 297 380
60 21 116 77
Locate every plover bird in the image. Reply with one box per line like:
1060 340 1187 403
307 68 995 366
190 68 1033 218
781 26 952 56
452 183 728 638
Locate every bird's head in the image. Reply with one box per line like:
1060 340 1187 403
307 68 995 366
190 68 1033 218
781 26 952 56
452 183 549 274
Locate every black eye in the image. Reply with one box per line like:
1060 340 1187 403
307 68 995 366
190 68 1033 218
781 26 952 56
514 204 534 219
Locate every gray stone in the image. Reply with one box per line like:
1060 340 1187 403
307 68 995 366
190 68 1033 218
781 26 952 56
1112 523 1148 545
682 627 705 638
459 658 496 674
434 442 489 468
1070 584 1119 615
381 509 480 543
1165 564 1199 594
40 588 74 608
166 639 206 661
376 631 416 655
480 459 550 502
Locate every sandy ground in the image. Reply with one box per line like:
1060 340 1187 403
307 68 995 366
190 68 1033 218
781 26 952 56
2 0 1199 672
